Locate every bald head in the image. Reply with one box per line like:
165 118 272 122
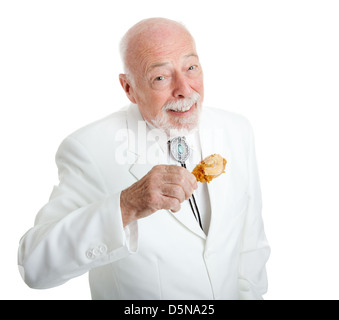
120 18 196 79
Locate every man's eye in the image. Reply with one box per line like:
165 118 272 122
155 76 165 81
188 65 196 71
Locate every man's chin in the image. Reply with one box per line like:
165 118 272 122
150 104 202 137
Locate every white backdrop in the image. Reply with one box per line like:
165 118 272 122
1 0 338 300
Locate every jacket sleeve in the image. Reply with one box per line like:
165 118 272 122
238 124 271 300
17 136 138 289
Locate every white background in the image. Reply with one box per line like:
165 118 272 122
1 0 338 300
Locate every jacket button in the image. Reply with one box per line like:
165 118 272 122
86 249 95 259
98 244 107 254
86 243 107 259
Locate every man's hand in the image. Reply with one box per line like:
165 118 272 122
120 165 198 226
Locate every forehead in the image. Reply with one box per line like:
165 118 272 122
129 25 197 73
145 40 196 72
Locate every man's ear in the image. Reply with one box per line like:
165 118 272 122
119 74 137 104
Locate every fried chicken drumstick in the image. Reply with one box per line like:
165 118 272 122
192 154 227 183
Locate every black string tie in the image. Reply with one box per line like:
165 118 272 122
168 136 203 231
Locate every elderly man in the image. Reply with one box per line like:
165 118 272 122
18 17 270 300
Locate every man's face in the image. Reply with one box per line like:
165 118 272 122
122 25 204 134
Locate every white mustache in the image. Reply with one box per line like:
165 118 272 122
163 92 201 112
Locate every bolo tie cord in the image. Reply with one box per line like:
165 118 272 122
181 162 203 231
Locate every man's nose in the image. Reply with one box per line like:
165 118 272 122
173 74 192 98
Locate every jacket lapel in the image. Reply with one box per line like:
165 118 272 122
198 108 231 240
170 200 207 239
127 103 166 180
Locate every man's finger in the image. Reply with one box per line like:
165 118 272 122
162 196 181 212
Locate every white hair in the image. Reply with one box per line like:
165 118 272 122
119 33 134 85
119 32 131 74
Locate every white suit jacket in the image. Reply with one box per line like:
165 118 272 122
18 104 270 300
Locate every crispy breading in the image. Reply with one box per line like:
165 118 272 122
192 154 227 183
